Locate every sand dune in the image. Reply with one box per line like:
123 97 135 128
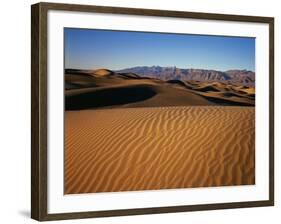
91 69 114 77
64 69 255 194
65 106 255 194
65 83 215 110
65 69 255 110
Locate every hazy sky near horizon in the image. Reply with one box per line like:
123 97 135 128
64 28 255 72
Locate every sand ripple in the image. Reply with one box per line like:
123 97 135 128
64 106 255 194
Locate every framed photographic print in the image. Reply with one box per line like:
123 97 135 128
31 2 274 221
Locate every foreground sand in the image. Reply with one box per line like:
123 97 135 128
65 106 255 194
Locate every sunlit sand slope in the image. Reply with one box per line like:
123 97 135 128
65 106 255 194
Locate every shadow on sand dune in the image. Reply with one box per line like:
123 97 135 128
201 95 254 106
65 69 255 110
65 85 157 110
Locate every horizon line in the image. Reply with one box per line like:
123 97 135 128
65 65 255 73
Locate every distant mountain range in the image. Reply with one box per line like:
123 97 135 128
117 66 255 86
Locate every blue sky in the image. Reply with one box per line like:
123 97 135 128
64 28 255 72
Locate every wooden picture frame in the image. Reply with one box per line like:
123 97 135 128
31 2 274 221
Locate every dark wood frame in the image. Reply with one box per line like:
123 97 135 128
31 2 274 221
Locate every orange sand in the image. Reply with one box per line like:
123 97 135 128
65 106 255 194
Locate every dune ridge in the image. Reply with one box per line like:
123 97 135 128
65 69 255 110
65 106 255 194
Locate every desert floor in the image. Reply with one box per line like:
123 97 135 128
64 106 255 194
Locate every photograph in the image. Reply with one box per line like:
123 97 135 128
64 28 256 194
30 2 274 220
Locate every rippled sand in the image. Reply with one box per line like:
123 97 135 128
65 106 255 194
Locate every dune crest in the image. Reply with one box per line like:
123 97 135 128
65 69 255 110
92 69 113 77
